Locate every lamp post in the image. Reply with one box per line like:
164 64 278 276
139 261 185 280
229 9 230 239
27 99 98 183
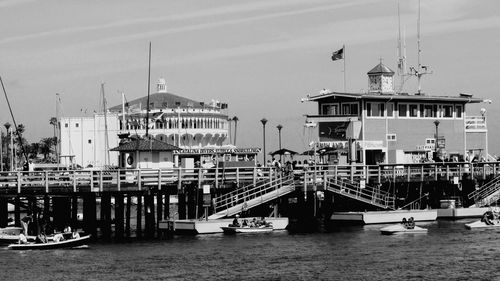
276 124 283 162
3 123 11 171
260 118 267 165
480 108 488 160
0 127 3 171
434 120 440 158
232 116 239 146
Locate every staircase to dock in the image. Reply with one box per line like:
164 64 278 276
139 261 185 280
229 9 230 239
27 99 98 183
325 176 395 210
467 175 500 207
208 177 295 220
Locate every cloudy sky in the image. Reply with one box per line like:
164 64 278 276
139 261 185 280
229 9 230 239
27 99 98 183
1 0 500 154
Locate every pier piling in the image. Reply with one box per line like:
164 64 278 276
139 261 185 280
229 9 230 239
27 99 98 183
115 193 124 240
136 194 142 238
0 197 7 227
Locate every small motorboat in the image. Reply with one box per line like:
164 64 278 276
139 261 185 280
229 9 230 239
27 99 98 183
8 234 91 250
465 220 500 229
221 226 274 234
380 224 428 235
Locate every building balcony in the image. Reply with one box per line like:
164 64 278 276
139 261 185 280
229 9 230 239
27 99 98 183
465 116 487 132
305 115 359 123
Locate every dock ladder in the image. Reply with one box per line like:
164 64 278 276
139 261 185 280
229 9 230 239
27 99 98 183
467 175 500 207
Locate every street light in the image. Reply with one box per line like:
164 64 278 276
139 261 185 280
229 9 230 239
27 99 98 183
434 120 440 158
276 124 283 162
260 118 267 165
232 116 239 146
3 123 11 171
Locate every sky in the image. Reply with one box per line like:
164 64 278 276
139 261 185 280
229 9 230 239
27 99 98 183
1 0 500 155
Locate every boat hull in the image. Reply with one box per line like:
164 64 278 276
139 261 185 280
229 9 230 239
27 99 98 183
8 235 91 250
465 220 500 229
221 226 273 234
380 224 428 235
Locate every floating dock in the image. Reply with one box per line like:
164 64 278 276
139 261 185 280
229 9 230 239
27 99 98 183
331 209 437 224
159 217 289 234
436 207 490 220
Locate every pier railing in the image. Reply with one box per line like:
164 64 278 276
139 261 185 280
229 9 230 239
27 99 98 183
1 161 500 194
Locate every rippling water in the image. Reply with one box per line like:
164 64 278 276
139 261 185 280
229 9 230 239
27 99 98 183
1 220 499 281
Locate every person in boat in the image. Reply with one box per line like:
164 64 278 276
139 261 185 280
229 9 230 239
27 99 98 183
21 214 32 236
53 232 65 242
231 215 240 227
63 225 72 233
250 218 257 227
242 219 248 227
18 230 28 244
407 217 415 229
401 217 408 228
481 210 495 225
72 229 80 239
260 217 267 227
36 232 48 244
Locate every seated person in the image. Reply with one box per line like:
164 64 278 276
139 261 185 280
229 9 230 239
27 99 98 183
18 231 28 244
481 211 494 225
53 233 65 242
36 232 48 244
231 215 240 227
407 217 415 229
72 230 80 239
242 219 248 227
63 226 72 233
401 218 408 228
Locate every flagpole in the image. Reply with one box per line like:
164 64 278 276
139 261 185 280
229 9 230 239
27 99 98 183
343 44 346 92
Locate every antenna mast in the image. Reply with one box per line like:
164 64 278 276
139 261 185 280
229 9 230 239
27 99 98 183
145 42 152 138
101 83 110 166
397 0 407 92
409 0 432 94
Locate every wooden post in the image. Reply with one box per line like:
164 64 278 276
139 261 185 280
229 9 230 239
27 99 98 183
115 193 124 241
164 191 170 220
145 192 155 239
45 171 49 193
117 170 121 191
125 194 131 238
83 193 97 239
0 197 8 227
100 194 112 240
178 192 186 220
156 190 163 237
136 194 142 238
215 166 219 189
43 195 50 224
71 195 78 228
14 196 21 227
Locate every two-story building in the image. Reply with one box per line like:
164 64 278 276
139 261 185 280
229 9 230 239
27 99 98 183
305 62 490 165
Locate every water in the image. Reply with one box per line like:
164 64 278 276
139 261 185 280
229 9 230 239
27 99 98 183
1 220 499 281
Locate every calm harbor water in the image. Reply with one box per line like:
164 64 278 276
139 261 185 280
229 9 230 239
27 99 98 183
0 220 499 281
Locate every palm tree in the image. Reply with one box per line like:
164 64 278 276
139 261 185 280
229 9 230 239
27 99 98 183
40 137 55 161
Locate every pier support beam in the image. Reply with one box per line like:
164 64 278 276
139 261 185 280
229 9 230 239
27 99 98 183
136 194 142 238
83 193 97 239
71 195 78 229
144 192 155 239
163 192 170 220
14 196 21 227
0 197 8 227
100 193 112 241
52 197 71 231
114 193 124 241
178 193 186 220
125 194 131 238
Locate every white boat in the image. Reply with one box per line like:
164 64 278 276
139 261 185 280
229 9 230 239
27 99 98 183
221 226 273 234
380 224 428 235
8 235 91 250
465 220 500 229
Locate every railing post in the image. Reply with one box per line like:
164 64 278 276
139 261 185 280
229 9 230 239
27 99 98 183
158 169 162 190
421 165 424 182
323 172 327 190
73 171 77 192
392 166 396 182
17 172 21 194
215 167 219 189
253 168 257 186
138 169 142 191
117 170 121 191
334 166 338 185
446 165 450 181
45 171 49 193
434 165 438 181
236 167 240 184
378 166 381 184
99 171 103 192
407 166 411 182
90 171 94 191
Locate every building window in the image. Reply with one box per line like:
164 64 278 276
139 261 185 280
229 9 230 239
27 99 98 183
75 123 79 128
455 105 463 118
387 134 397 141
409 104 419 117
387 103 394 117
88 140 92 144
341 103 358 115
65 123 69 128
398 104 407 117
366 102 385 117
421 104 437 118
322 103 339 115
441 105 453 118
426 138 435 145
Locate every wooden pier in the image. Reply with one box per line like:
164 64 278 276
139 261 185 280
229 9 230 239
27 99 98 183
0 161 499 239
